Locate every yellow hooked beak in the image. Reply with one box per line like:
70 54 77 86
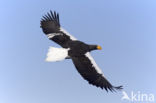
97 45 102 50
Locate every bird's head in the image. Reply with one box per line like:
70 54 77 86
89 45 102 51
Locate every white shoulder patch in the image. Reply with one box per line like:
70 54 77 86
46 28 77 41
85 52 103 74
47 33 62 39
46 47 69 62
60 28 77 40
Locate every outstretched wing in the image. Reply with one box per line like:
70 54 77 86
71 53 123 92
40 11 76 48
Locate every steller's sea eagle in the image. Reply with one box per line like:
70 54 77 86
40 11 123 92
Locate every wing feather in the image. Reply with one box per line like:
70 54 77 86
71 54 123 92
40 11 75 48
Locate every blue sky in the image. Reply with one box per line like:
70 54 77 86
0 0 156 103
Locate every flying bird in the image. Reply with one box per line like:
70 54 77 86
40 11 123 92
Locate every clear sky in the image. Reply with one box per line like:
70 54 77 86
0 0 156 103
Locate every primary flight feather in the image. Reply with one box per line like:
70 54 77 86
40 10 123 92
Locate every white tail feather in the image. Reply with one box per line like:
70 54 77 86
46 47 69 62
